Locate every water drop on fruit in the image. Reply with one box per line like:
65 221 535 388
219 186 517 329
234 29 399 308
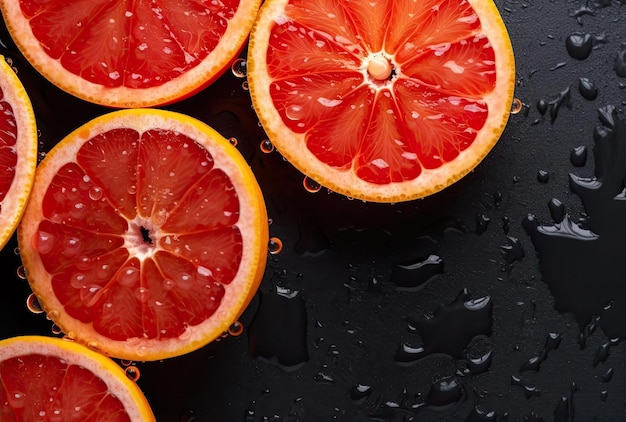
135 287 149 303
177 272 193 290
228 321 244 336
87 341 100 352
7 391 26 408
303 176 321 193
88 186 103 200
268 237 283 254
285 104 305 121
118 266 139 287
127 184 137 195
80 284 102 305
48 309 60 320
231 58 247 78
16 265 26 279
163 278 175 291
63 237 82 257
26 293 44 314
70 273 86 289
48 408 63 422
65 331 76 340
260 139 274 153
35 230 56 254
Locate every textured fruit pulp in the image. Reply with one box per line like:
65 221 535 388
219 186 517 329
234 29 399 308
267 0 496 184
0 354 129 421
21 0 240 88
0 87 17 202
34 129 242 341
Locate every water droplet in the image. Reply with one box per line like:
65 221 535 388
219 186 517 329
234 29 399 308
537 169 550 183
118 266 139 287
268 237 283 254
48 407 64 422
228 137 238 147
96 264 111 280
579 77 597 100
614 43 626 78
349 384 372 402
230 58 247 78
475 214 490 235
602 367 614 382
548 86 571 122
285 104 305 121
241 80 249 90
65 331 76 340
135 287 149 303
425 376 465 408
51 323 62 335
536 99 548 115
70 273 86 289
87 341 100 352
177 272 193 290
127 184 137 195
511 375 542 398
48 309 60 320
26 293 44 314
62 237 82 257
510 97 523 114
79 284 102 306
88 186 103 200
566 33 593 60
228 321 244 336
548 198 566 223
302 176 321 193
124 366 141 382
16 265 26 280
570 145 588 167
162 278 175 291
391 254 443 290
35 230 56 254
260 139 274 153
7 391 26 408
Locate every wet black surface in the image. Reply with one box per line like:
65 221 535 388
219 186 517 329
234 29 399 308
2 1 626 421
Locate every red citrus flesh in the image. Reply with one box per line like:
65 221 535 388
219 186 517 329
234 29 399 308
248 0 515 201
1 0 262 106
18 109 268 360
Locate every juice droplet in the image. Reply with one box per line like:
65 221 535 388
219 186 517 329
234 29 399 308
228 321 244 336
124 366 141 382
510 97 523 114
268 237 283 255
35 230 56 254
26 293 44 314
230 58 247 78
7 391 26 408
65 331 76 340
302 176 321 193
260 139 274 153
118 266 139 287
47 309 60 320
88 186 103 200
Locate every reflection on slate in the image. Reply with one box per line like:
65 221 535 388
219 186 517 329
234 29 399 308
525 106 626 340
247 286 309 370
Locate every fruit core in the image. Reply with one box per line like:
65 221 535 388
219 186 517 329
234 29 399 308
367 54 394 82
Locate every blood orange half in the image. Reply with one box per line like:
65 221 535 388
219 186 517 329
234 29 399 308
0 55 38 251
0 335 155 421
17 109 268 361
0 0 262 107
248 0 516 202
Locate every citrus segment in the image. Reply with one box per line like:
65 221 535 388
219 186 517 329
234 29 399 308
17 109 268 361
0 0 262 107
0 335 155 421
0 55 38 251
248 0 515 202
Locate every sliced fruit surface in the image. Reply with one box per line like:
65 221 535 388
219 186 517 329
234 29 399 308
0 335 155 421
248 0 516 202
0 54 38 251
0 0 262 107
17 109 268 361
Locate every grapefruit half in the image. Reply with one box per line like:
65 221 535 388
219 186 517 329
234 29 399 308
248 0 516 202
17 109 268 361
0 0 262 107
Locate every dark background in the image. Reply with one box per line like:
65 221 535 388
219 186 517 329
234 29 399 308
1 0 626 420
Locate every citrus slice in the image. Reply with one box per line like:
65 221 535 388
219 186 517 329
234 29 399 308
0 335 155 421
17 109 268 361
0 0 262 107
0 55 38 251
248 0 516 202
